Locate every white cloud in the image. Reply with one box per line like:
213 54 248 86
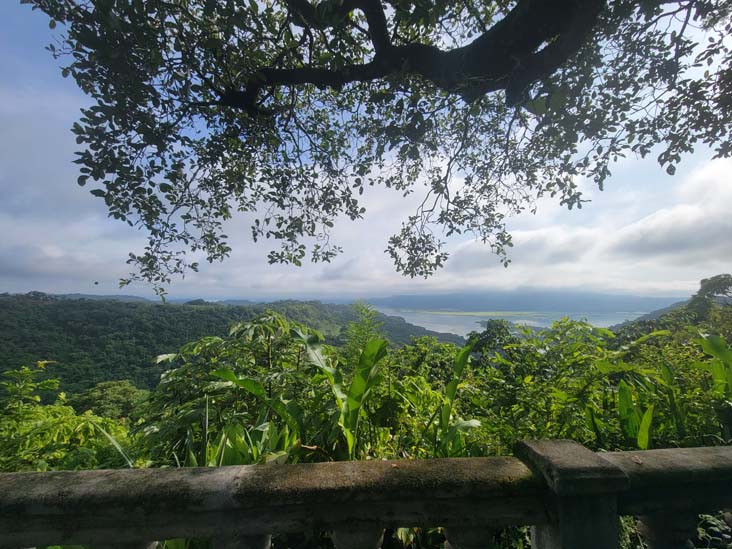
441 157 732 296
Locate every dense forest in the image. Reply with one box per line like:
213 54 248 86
1 277 732 547
0 292 462 392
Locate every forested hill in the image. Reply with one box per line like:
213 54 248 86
0 292 463 393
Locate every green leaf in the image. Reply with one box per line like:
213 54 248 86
700 335 732 366
617 380 640 438
637 404 654 450
596 360 642 374
345 339 388 425
710 359 730 396
211 369 300 434
659 363 674 387
633 330 671 344
453 418 481 430
446 344 472 403
548 90 566 111
525 97 548 116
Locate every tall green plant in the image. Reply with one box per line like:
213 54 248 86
426 344 480 457
696 334 732 440
616 380 655 450
303 335 388 459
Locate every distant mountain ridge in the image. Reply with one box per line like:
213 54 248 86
16 289 684 313
611 296 732 327
56 293 152 302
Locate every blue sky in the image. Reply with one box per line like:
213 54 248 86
1 2 729 300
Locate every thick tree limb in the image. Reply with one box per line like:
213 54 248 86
225 0 606 112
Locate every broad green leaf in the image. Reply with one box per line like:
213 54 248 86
659 363 674 387
633 330 671 345
617 380 640 437
446 344 472 403
710 360 730 396
453 418 481 430
637 404 654 450
700 335 732 366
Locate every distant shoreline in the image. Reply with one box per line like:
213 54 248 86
382 309 650 318
373 306 655 336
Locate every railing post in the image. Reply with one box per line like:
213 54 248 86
444 527 499 548
331 525 384 549
515 440 630 549
212 534 271 549
638 512 698 549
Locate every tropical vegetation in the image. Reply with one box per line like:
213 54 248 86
0 293 461 393
1 277 732 547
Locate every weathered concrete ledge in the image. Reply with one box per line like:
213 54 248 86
605 447 732 516
0 445 731 547
0 457 546 545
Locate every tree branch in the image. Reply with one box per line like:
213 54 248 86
226 0 606 112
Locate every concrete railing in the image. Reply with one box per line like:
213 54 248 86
1 440 731 549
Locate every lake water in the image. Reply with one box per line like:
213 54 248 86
374 308 649 337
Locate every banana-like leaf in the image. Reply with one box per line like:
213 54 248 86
637 404 654 450
442 344 473 430
710 359 731 397
341 339 388 456
633 330 671 345
617 380 640 438
700 335 732 365
446 344 473 404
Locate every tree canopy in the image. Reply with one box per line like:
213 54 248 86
26 0 732 289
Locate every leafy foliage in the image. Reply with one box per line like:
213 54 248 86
23 0 732 289
67 380 149 419
4 280 732 546
0 293 462 392
0 363 132 471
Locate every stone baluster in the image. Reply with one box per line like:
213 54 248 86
331 525 384 549
444 527 499 548
514 440 630 549
211 534 272 549
638 512 698 549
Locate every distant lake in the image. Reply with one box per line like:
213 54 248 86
373 308 649 337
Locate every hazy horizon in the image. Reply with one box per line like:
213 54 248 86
3 286 687 305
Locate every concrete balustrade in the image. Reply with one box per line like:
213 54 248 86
0 441 730 549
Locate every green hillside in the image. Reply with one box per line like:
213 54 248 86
0 293 463 393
